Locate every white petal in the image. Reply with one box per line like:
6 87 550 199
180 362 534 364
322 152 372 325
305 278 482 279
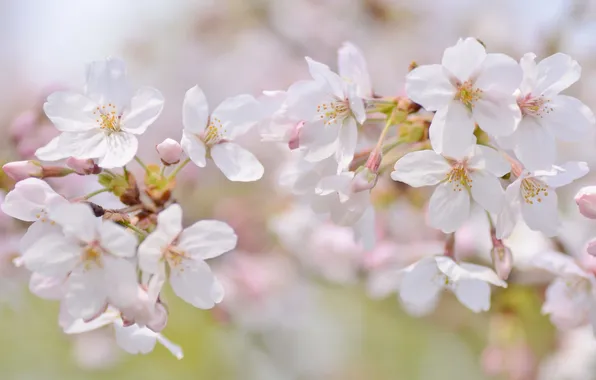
475 53 523 95
353 205 376 250
336 117 358 168
405 65 455 111
346 83 366 124
300 120 340 162
535 53 581 96
428 181 470 233
103 255 139 310
99 221 137 258
542 161 589 188
169 259 221 309
97 132 138 168
182 85 209 134
429 102 476 159
65 266 108 320
469 171 504 214
316 172 354 200
467 145 511 177
22 233 80 277
29 273 65 300
212 94 263 139
542 278 589 329
121 87 164 135
446 260 507 287
542 95 595 142
64 311 119 334
519 52 538 96
155 334 184 359
178 220 237 260
495 179 521 239
49 203 100 243
513 117 556 171
532 250 590 278
473 95 521 136
57 130 108 160
1 178 60 221
180 130 206 167
338 42 372 97
20 220 62 253
285 80 326 121
156 204 184 240
138 204 183 272
399 257 442 311
453 279 491 312
43 91 98 132
441 38 486 82
305 57 344 98
85 58 131 109
520 187 559 236
114 322 158 355
211 142 264 182
391 150 450 187
35 136 69 162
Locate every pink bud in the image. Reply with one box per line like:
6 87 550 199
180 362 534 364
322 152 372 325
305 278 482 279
586 238 596 257
2 161 42 181
66 157 100 175
288 121 304 150
365 149 382 173
351 168 378 193
490 245 513 280
575 186 596 219
156 138 182 165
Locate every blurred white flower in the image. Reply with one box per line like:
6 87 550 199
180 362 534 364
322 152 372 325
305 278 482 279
35 58 164 168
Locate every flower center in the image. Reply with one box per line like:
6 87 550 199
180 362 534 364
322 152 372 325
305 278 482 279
517 94 552 118
165 246 188 269
520 177 549 204
94 104 121 133
317 99 350 126
433 272 456 290
201 117 225 146
455 80 482 109
445 162 472 191
82 244 103 270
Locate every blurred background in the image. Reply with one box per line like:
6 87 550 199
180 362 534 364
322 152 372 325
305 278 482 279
2 0 596 379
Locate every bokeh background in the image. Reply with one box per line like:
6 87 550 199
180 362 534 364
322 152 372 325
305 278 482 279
2 0 596 379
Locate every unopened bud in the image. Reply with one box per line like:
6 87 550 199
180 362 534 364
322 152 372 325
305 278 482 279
490 245 513 280
365 149 382 173
587 238 596 256
2 161 42 181
66 157 100 175
288 121 304 150
156 138 182 165
575 186 596 219
351 167 378 193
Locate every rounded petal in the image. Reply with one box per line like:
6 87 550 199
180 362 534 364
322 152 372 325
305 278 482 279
399 257 442 311
22 233 80 277
212 94 263 139
473 95 521 136
211 142 264 182
29 273 65 300
542 95 595 142
49 203 100 243
469 171 504 214
444 259 508 287
300 120 340 162
347 83 366 124
467 145 511 177
535 53 581 96
338 42 372 97
65 266 108 320
85 58 131 109
121 87 164 135
169 259 221 309
64 311 119 334
391 150 450 187
542 161 589 188
441 38 486 82
513 117 556 171
520 187 559 236
336 117 358 168
542 278 589 329
35 136 70 162
532 250 589 278
43 91 98 132
103 255 139 310
475 53 523 95
139 204 182 273
114 322 158 355
97 132 138 168
99 221 137 258
57 130 108 161
1 178 59 221
405 64 455 111
305 57 344 99
285 80 326 121
429 102 476 159
182 85 209 134
495 179 521 239
20 219 63 253
428 181 470 233
519 52 538 96
453 279 491 312
180 130 206 168
179 220 237 260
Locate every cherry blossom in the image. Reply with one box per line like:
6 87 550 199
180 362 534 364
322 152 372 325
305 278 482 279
406 37 522 158
138 204 236 308
391 145 510 232
35 58 164 168
181 85 264 182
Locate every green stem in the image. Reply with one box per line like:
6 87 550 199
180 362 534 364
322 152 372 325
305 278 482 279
134 156 149 172
121 221 147 237
168 158 191 180
83 188 110 200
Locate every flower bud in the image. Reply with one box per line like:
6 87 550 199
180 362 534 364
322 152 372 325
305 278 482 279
156 138 182 165
66 157 100 175
351 167 378 193
288 121 304 150
490 245 513 280
587 238 596 256
575 186 596 219
2 160 42 181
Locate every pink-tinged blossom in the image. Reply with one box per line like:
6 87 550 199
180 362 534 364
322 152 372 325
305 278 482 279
155 138 182 165
576 186 596 219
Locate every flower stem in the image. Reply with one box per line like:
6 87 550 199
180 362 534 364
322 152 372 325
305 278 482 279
168 158 191 180
134 156 149 172
121 221 147 237
83 188 110 200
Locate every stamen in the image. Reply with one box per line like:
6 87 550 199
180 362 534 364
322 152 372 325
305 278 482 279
521 177 549 204
316 99 350 126
446 162 472 191
201 117 225 146
455 80 482 109
83 244 103 270
94 104 121 133
518 94 553 118
166 246 188 269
